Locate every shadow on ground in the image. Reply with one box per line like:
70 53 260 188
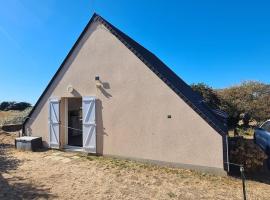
0 132 56 199
229 160 270 186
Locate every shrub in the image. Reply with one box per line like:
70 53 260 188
191 83 220 109
229 137 267 173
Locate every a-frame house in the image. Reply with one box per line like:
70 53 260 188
23 13 228 174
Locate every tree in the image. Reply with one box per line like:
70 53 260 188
219 98 240 128
191 83 240 128
10 102 32 111
218 81 270 123
0 101 32 111
191 81 270 128
0 101 11 110
191 83 221 109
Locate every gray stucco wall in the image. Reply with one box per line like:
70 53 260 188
25 21 225 173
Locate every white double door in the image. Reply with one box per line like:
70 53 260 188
48 97 96 153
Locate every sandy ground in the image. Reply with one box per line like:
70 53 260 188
1 132 270 200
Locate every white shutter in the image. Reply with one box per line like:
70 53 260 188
49 98 60 148
82 97 96 153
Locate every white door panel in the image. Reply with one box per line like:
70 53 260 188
49 98 60 148
82 97 96 153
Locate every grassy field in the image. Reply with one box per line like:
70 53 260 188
0 111 21 125
0 111 19 119
0 109 31 126
1 131 270 199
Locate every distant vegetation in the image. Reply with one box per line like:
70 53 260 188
192 81 270 171
191 81 270 129
1 108 32 126
0 101 32 126
1 81 270 129
0 101 31 111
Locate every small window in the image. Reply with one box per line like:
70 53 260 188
261 121 270 132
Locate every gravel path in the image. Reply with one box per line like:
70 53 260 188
1 131 270 200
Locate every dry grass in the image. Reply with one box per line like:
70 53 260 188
0 111 20 125
0 110 19 120
0 108 31 126
1 132 270 199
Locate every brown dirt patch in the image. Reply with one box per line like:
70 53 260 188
0 131 270 199
0 111 12 118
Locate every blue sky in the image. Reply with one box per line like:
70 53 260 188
1 0 270 104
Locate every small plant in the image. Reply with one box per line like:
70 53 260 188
235 127 254 137
167 192 177 198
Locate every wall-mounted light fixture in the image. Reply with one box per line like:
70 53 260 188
95 76 102 88
67 84 74 93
